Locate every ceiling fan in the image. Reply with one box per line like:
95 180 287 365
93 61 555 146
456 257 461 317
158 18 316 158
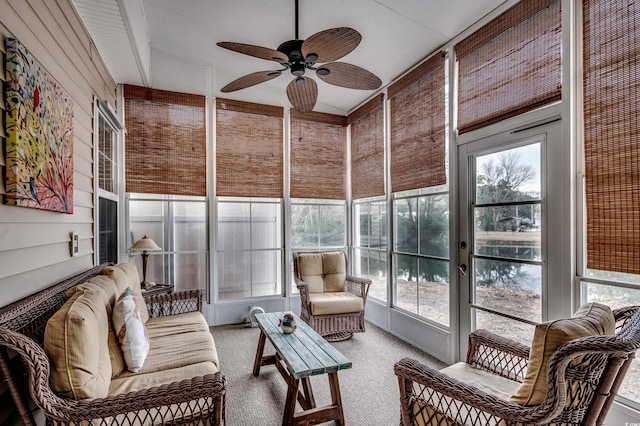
217 0 382 113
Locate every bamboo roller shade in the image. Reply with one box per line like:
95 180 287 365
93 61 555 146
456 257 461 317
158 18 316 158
290 109 347 200
583 0 640 275
124 85 206 196
1 48 5 195
216 98 284 198
349 94 385 200
389 53 446 194
455 0 561 134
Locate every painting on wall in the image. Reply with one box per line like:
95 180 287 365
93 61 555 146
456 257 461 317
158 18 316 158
4 38 74 213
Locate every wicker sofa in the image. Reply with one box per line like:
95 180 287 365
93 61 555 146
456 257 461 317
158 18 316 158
0 262 225 426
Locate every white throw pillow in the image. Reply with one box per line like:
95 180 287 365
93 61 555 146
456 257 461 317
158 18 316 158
112 287 149 373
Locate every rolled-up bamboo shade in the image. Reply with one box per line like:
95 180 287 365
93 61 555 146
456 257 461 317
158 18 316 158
124 85 206 196
290 110 347 200
455 0 561 134
216 98 284 198
583 0 640 275
1 48 7 195
349 94 385 200
389 53 446 194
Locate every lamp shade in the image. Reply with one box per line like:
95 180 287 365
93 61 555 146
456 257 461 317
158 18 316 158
129 236 161 252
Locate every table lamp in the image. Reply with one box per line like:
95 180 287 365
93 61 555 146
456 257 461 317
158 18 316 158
129 236 162 290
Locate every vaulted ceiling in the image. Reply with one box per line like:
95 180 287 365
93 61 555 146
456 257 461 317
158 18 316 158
73 0 507 115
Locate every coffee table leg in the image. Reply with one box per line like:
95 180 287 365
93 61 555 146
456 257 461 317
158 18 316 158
328 372 345 425
253 330 266 376
299 377 316 410
283 376 300 426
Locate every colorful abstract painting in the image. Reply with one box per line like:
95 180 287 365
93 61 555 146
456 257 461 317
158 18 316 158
4 38 74 213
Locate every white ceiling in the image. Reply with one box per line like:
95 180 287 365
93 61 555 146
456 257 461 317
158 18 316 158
73 0 508 115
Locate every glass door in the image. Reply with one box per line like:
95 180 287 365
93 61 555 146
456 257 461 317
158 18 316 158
457 119 562 356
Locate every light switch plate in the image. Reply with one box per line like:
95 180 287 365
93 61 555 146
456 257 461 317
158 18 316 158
70 232 79 256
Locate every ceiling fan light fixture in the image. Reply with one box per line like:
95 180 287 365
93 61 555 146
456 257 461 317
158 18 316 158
317 67 330 76
305 53 318 63
291 62 305 76
295 77 305 86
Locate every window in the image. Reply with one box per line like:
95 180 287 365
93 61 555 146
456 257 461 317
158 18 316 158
291 199 346 293
217 199 283 299
353 199 387 302
124 87 208 293
291 200 346 249
215 99 284 300
388 53 449 325
95 100 122 264
99 198 118 264
128 194 208 293
393 189 450 324
471 142 543 344
582 0 640 405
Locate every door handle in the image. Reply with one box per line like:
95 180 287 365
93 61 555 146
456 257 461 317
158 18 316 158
458 264 467 276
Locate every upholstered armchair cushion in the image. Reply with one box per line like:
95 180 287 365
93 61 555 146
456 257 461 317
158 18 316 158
297 251 347 293
511 302 615 406
308 292 364 315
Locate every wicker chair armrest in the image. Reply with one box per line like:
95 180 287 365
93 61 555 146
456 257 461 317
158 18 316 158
295 280 311 302
345 275 372 302
466 329 530 381
144 289 202 318
394 357 561 425
1 326 225 424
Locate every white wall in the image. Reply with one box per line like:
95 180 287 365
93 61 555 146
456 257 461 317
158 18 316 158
0 0 116 307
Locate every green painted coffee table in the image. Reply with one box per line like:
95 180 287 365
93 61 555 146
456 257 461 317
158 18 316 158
252 311 352 425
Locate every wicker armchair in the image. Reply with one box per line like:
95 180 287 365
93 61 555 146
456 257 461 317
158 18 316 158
293 250 372 342
394 305 640 426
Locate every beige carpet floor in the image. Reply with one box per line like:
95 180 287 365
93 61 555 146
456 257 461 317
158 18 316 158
211 320 446 425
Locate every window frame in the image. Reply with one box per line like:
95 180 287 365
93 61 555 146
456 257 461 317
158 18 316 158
352 196 388 303
94 99 124 265
391 187 451 326
215 197 284 301
127 193 209 297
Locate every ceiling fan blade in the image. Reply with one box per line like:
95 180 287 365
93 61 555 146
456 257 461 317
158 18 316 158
316 62 382 90
220 70 282 93
302 27 361 63
217 42 288 63
286 77 318 113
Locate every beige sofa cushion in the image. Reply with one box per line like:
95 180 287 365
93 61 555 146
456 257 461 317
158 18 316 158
64 275 126 378
108 362 220 426
109 361 219 395
511 302 615 406
309 292 363 315
297 251 347 293
101 262 150 323
115 312 219 377
44 286 111 399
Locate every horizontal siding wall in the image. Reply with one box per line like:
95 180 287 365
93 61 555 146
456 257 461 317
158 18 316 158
0 0 116 307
